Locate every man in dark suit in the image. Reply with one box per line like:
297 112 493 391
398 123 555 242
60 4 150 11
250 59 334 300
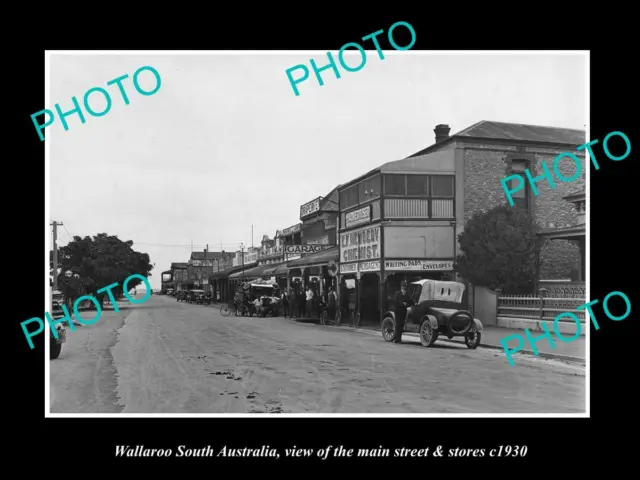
392 280 413 343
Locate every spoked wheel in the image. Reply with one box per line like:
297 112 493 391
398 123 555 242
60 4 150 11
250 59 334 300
419 318 437 347
381 316 396 342
465 331 481 349
220 305 231 316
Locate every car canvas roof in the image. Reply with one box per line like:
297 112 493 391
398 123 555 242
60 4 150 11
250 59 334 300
412 279 465 304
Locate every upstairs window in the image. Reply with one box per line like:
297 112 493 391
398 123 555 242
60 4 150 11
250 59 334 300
510 160 530 213
358 174 381 201
407 175 430 196
431 176 454 197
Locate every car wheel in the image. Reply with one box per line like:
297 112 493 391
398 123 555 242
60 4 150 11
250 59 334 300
50 342 62 359
419 318 437 347
465 331 481 349
447 311 473 336
381 316 396 342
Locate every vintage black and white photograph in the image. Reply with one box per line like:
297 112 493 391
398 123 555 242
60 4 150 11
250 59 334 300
45 51 588 415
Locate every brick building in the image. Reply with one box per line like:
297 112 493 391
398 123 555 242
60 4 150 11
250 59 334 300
408 121 585 281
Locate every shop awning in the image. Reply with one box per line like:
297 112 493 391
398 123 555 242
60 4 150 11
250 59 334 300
228 263 271 280
262 262 288 276
210 263 257 280
287 246 339 269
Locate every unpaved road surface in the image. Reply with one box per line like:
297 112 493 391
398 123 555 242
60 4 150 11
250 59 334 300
50 295 585 414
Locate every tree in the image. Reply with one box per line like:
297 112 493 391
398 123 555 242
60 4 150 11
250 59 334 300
58 233 153 306
455 205 539 294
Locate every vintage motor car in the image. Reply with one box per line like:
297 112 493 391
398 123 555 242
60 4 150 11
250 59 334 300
50 290 67 359
381 279 483 349
187 289 206 304
176 290 188 302
250 283 281 317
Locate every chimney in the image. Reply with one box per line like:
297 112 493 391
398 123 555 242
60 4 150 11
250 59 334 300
434 124 451 143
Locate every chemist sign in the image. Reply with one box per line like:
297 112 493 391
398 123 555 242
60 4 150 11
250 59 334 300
339 225 380 263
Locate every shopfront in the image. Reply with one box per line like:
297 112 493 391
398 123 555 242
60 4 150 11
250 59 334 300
338 161 457 326
286 246 339 318
338 223 382 326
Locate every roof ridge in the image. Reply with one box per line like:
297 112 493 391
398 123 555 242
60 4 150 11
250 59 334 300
470 120 585 133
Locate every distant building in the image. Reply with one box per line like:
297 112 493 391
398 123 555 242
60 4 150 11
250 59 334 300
170 263 189 291
188 250 228 294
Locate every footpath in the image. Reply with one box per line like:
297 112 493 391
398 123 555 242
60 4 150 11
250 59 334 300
291 316 586 365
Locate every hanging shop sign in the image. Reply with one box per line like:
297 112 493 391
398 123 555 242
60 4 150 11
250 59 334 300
339 262 358 274
359 260 380 272
300 197 322 219
344 205 371 229
306 235 330 245
325 218 337 230
284 244 334 254
384 260 454 271
282 223 302 236
327 260 338 276
339 225 380 263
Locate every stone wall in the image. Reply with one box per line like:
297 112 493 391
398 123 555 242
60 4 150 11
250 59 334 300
463 143 585 279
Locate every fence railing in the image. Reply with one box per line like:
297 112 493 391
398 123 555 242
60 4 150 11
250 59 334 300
496 287 586 322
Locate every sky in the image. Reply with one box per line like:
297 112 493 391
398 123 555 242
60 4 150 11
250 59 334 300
48 52 587 289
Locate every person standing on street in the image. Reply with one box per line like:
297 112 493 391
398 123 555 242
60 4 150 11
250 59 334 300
305 286 314 318
327 286 337 323
289 288 297 317
392 280 413 344
281 289 290 318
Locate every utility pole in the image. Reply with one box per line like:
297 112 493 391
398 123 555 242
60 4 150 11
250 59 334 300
241 242 245 283
50 221 63 292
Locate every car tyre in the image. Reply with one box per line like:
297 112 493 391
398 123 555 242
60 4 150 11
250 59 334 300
465 331 481 349
381 316 396 342
50 342 62 359
447 311 473 336
419 318 437 347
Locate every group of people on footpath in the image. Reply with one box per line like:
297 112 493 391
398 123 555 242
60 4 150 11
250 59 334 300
228 279 413 342
275 285 337 322
281 286 337 318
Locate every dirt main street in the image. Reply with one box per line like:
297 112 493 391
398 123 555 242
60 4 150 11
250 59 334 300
49 295 585 414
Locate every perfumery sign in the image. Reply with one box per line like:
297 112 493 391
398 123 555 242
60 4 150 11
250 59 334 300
300 197 322 219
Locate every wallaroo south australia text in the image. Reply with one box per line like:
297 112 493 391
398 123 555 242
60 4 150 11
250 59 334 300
285 21 416 97
31 66 162 141
500 130 631 206
501 290 631 366
21 274 151 349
